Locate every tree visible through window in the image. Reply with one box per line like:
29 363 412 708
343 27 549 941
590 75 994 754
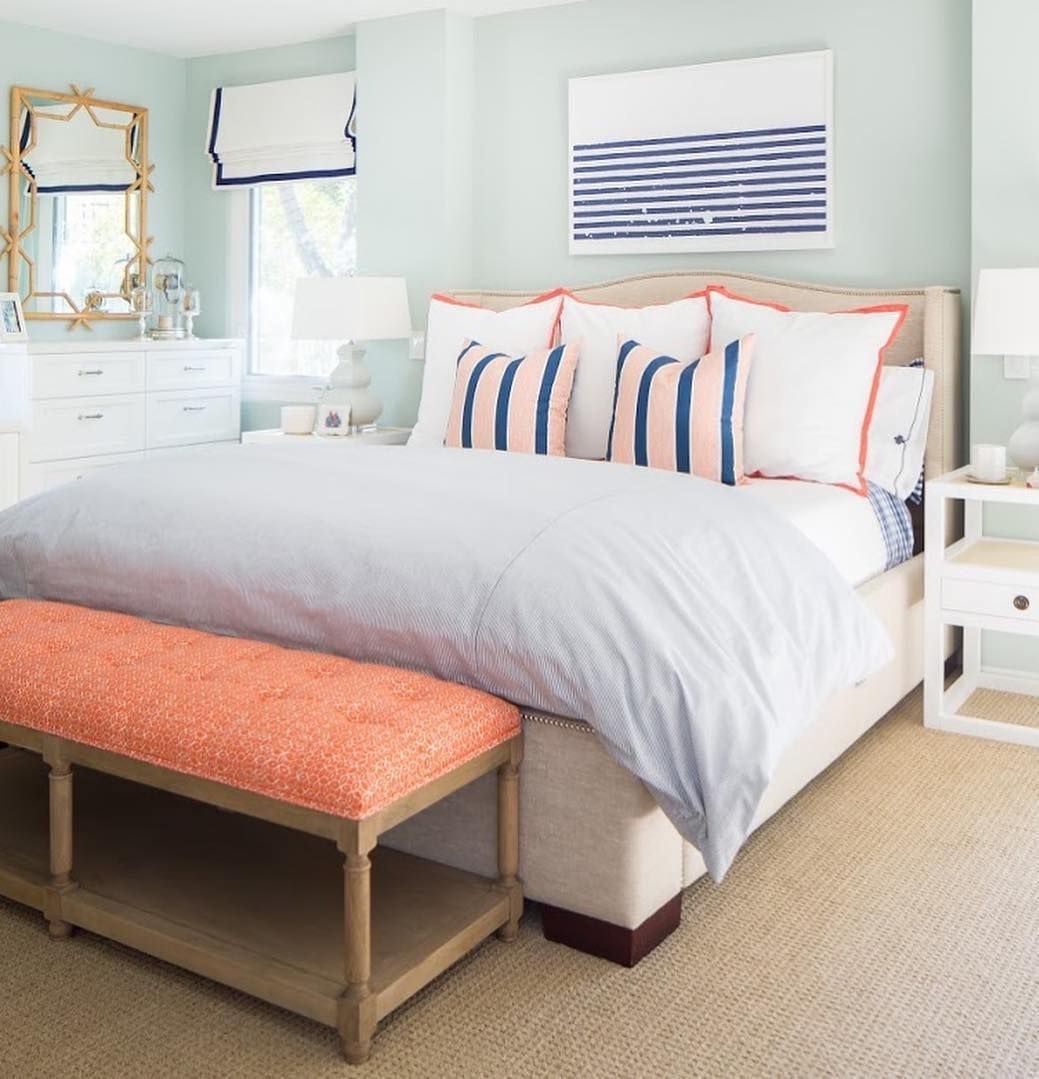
248 178 357 376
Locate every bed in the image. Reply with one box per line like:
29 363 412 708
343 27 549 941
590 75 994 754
0 270 962 966
382 270 962 961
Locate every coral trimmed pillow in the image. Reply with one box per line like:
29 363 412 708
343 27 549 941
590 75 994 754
606 336 754 485
409 291 565 449
707 287 908 495
444 340 579 455
560 292 712 461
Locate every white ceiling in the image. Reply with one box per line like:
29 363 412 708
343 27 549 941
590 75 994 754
0 0 581 58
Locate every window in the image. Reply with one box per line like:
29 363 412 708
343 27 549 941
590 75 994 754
246 177 357 377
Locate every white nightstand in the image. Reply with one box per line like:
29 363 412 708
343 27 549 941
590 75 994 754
241 427 411 447
925 465 1039 746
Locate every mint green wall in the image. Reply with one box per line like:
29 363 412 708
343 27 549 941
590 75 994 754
183 35 356 344
972 0 1039 672
472 0 971 294
354 11 474 428
0 19 186 341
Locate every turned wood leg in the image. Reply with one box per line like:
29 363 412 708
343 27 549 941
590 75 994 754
337 833 377 1065
496 737 523 942
46 758 75 939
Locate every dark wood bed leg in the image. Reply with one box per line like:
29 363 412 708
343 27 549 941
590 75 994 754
45 748 76 939
541 893 681 967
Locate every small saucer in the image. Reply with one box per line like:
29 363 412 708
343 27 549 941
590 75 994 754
966 472 1012 486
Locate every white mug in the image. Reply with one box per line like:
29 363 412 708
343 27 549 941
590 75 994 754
972 443 1007 483
280 405 316 435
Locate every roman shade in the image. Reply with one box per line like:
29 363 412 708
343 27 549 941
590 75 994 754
23 105 138 193
206 71 356 189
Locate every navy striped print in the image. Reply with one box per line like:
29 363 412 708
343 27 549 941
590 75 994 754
572 123 828 244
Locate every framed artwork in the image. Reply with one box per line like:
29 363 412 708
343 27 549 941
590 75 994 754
568 50 834 255
0 293 27 342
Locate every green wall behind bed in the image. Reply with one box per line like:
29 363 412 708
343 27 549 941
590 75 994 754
470 0 971 296
971 0 1039 673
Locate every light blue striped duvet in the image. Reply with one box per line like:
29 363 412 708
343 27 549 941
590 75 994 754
0 444 891 878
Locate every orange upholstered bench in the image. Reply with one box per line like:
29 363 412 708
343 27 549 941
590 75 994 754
0 599 523 1065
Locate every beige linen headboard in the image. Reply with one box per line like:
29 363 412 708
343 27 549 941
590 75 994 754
448 270 963 480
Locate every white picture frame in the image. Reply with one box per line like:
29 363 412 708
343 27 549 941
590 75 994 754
0 293 28 342
568 50 834 256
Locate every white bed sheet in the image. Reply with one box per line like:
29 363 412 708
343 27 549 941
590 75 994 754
740 478 888 588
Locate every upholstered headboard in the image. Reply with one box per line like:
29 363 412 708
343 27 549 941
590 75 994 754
448 270 963 480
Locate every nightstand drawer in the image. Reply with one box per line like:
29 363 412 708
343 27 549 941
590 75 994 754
147 387 241 450
32 352 146 399
30 396 147 462
147 350 240 391
943 578 1039 624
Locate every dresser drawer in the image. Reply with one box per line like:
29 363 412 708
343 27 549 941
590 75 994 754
25 452 145 495
30 396 147 462
32 352 146 399
943 577 1039 626
147 350 240 391
146 387 241 450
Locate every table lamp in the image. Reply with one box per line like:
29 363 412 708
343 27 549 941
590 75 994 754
291 276 411 436
972 267 1039 470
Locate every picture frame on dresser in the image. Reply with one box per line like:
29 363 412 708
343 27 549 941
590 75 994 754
0 293 28 342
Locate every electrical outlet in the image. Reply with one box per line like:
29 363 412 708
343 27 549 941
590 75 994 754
408 332 426 361
1004 355 1032 380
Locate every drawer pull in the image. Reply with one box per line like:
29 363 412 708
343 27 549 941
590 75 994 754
183 365 206 372
1014 595 1031 612
77 412 104 421
78 368 104 376
182 405 207 413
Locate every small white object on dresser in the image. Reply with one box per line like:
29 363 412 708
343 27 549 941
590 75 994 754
925 465 1039 746
241 427 411 446
0 339 242 501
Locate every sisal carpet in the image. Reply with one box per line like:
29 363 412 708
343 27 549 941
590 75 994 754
1 687 1038 1077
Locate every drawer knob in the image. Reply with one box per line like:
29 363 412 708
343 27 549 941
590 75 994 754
1014 594 1031 612
78 368 104 376
77 412 104 421
182 405 207 412
183 365 206 372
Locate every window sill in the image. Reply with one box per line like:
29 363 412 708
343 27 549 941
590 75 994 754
242 375 327 403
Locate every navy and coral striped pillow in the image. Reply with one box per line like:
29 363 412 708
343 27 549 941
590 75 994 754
444 339 579 455
606 335 755 485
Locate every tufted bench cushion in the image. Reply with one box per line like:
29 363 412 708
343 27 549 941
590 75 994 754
0 599 520 820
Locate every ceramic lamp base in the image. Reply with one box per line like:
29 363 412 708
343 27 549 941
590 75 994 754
1008 376 1039 471
317 342 382 436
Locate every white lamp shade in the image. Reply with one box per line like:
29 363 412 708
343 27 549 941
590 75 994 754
972 268 1039 355
291 276 411 342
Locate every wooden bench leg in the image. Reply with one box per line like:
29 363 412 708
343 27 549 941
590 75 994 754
45 755 75 939
337 827 377 1066
496 738 523 942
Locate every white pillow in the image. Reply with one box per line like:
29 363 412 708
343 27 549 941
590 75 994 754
560 293 711 459
708 287 907 493
865 363 933 500
409 292 564 448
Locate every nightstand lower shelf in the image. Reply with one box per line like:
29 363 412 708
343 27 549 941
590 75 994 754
930 665 1039 748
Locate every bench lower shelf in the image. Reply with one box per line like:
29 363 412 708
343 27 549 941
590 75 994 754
0 748 510 1029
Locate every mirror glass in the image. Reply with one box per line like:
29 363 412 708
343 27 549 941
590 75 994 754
7 88 149 324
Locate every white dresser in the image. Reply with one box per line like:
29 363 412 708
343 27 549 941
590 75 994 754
0 339 242 500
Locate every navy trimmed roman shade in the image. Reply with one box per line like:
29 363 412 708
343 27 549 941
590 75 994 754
206 72 356 189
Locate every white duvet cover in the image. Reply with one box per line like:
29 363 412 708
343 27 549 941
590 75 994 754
0 444 892 879
742 478 890 587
